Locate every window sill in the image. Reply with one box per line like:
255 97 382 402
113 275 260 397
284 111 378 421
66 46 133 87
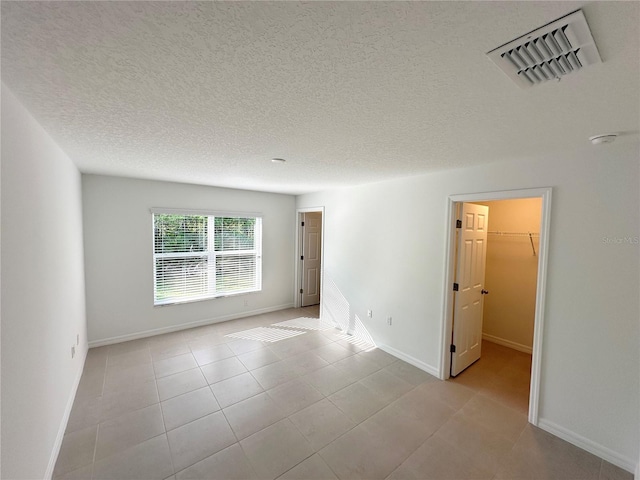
154 290 260 307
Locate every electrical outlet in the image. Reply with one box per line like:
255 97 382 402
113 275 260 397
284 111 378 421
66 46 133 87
387 317 393 326
71 346 75 359
367 309 372 318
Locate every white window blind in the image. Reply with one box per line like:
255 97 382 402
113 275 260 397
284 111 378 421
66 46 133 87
153 213 262 305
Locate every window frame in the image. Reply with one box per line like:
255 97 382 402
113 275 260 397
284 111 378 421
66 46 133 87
151 208 262 306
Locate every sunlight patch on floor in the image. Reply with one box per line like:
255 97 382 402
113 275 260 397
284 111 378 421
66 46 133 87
225 327 307 343
272 317 335 331
334 318 376 352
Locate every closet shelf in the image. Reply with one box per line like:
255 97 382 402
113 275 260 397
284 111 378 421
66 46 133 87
487 231 539 236
487 231 539 256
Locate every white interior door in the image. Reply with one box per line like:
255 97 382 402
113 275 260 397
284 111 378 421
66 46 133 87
301 212 322 307
451 203 489 376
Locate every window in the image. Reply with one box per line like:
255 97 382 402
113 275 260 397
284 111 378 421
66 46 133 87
153 212 262 305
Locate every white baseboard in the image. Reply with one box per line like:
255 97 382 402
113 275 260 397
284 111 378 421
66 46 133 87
88 303 295 347
377 343 440 379
482 333 532 354
538 418 635 473
45 345 89 479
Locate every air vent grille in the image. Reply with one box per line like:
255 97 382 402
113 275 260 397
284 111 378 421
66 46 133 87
487 10 601 88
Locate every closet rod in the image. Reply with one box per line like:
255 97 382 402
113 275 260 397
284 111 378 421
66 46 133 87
487 231 539 236
487 231 538 256
487 232 540 257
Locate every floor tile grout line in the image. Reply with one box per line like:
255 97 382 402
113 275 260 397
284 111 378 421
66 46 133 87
67 308 544 480
274 449 323 480
381 430 443 480
98 340 392 421
64 312 320 461
169 441 249 480
234 438 267 479
489 410 531 477
221 335 370 449
88 421 100 480
286 378 429 468
93 431 170 475
163 408 232 475
597 458 605 478
217 401 241 444
263 417 316 479
150 373 173 477
474 388 529 417
430 425 498 477
159 388 224 432
323 377 406 427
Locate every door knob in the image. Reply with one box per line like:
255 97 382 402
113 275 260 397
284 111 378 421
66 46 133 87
481 289 489 295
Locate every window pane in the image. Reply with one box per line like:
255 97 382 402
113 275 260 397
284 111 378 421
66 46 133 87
155 256 208 302
154 214 207 254
153 213 261 305
215 254 257 293
214 217 255 251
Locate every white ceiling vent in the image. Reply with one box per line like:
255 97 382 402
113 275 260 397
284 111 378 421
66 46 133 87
487 10 601 88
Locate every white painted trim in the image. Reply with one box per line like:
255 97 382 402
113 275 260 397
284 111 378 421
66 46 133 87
439 187 552 427
529 187 552 425
88 303 294 347
482 334 532 354
439 197 457 381
378 343 440 378
45 346 89 480
538 418 636 473
294 207 325 317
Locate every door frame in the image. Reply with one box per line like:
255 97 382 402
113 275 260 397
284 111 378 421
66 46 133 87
294 207 325 311
440 187 552 426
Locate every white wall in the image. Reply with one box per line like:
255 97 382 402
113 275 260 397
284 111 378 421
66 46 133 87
479 198 542 352
82 174 296 344
1 84 88 479
297 141 640 470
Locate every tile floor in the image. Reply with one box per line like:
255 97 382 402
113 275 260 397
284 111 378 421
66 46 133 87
54 307 632 480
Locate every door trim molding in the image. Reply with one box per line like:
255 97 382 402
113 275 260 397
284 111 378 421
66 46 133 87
439 187 552 426
294 207 325 312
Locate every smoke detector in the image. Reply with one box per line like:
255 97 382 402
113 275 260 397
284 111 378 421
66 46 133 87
487 10 601 88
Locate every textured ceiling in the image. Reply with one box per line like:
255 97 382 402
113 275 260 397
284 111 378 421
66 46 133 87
2 1 639 194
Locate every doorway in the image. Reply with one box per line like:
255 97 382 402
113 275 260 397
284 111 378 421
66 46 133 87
295 208 324 309
440 188 552 425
